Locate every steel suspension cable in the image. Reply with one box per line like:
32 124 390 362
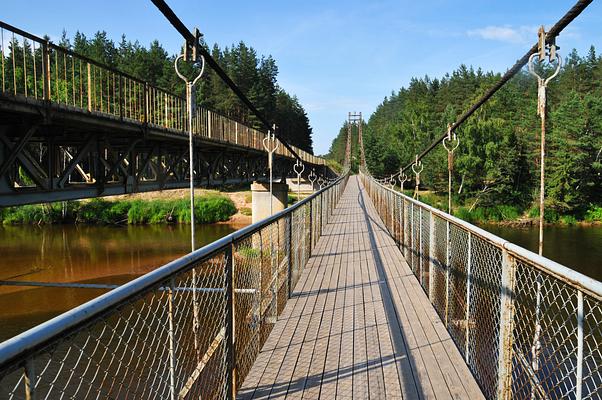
150 0 305 163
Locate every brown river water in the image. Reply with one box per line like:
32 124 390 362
0 224 244 341
0 223 599 342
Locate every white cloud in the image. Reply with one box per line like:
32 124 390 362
467 25 538 44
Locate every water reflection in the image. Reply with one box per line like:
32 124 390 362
0 224 244 341
480 224 602 281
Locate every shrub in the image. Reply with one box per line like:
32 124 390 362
585 205 602 222
560 215 578 225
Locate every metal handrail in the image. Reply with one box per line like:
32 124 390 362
0 171 348 376
361 170 602 399
370 176 602 299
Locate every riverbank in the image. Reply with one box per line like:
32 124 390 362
0 188 251 225
413 191 602 226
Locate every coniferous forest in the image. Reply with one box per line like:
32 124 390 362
328 47 602 223
56 30 314 152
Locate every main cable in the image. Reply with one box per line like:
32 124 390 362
150 0 305 163
396 0 593 174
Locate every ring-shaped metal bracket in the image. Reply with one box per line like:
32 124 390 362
412 160 423 175
398 172 408 186
443 133 460 153
262 132 279 154
293 161 305 175
174 54 206 86
528 52 562 86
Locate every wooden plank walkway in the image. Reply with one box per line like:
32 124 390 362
238 176 484 399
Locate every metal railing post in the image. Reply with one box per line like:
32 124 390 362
118 75 124 120
429 211 436 299
208 110 212 138
144 82 148 125
465 232 472 361
225 243 236 399
168 277 176 400
42 41 50 101
445 220 451 326
497 249 517 399
287 214 293 298
309 200 313 251
24 358 36 400
402 198 408 257
419 207 424 285
576 290 584 400
86 63 92 112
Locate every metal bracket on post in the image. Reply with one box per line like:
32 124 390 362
308 169 317 192
412 155 423 200
527 25 561 257
398 171 408 193
262 126 279 324
443 124 459 214
174 36 206 362
428 211 436 300
225 242 236 400
293 160 305 202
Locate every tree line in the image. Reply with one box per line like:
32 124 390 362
329 46 602 220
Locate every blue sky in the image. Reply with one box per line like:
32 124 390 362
3 1 601 154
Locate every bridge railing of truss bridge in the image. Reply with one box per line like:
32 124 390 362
0 170 349 399
0 21 323 166
359 171 602 400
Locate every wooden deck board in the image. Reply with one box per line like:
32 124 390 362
237 176 484 399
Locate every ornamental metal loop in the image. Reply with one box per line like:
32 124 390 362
174 54 206 88
262 126 280 323
389 174 395 189
318 176 325 189
528 51 562 117
293 160 305 201
443 124 460 214
308 169 317 191
412 155 423 200
398 171 408 192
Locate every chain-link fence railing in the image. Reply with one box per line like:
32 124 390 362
360 171 602 400
0 173 349 400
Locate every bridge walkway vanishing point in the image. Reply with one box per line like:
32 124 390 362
238 176 484 399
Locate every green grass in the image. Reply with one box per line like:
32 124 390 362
452 205 521 224
240 207 252 216
1 195 237 225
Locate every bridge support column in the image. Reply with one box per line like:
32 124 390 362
251 182 289 223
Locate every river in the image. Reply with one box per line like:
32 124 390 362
0 224 245 342
480 223 602 281
0 223 600 342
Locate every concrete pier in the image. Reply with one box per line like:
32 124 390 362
251 182 289 223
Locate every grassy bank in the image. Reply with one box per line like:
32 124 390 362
413 191 602 226
0 195 237 225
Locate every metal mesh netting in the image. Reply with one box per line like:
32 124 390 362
431 216 448 319
0 174 350 400
1 256 228 399
468 236 502 399
420 208 430 291
359 172 602 400
511 259 579 399
448 223 469 357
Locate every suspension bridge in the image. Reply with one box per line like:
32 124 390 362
0 0 600 399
